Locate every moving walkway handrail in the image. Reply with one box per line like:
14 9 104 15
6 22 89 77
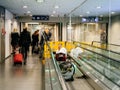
45 41 68 90
76 41 120 55
80 55 120 88
80 45 120 63
68 47 120 89
67 54 111 89
84 53 120 76
71 42 120 88
92 41 120 47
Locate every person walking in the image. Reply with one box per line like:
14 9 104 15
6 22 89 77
31 30 39 54
11 28 20 50
39 28 51 59
19 28 31 65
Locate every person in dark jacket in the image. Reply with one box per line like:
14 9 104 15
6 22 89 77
39 28 51 59
31 30 39 54
19 28 31 65
11 28 20 50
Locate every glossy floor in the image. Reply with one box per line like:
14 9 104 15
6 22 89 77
0 54 42 90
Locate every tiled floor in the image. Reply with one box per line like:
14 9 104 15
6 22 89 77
0 54 42 90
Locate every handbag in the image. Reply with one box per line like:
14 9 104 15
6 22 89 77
34 45 39 54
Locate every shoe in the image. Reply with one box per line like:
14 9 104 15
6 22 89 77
24 62 26 65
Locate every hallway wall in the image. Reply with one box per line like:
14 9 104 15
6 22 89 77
109 15 120 45
0 6 5 61
5 9 19 57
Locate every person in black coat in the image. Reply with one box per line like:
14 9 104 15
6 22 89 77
39 28 51 59
19 28 31 65
11 29 20 50
31 30 39 54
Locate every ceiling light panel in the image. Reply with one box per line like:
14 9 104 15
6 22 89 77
36 0 44 3
54 5 59 9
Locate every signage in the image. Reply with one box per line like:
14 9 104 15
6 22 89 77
81 17 103 23
32 15 49 20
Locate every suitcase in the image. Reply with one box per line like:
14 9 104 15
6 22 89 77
33 45 39 54
56 53 66 61
13 53 23 65
59 61 75 81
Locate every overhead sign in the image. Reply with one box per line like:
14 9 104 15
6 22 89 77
81 17 103 23
32 15 49 20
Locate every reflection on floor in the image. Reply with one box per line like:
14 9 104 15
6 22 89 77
0 54 42 90
0 52 93 90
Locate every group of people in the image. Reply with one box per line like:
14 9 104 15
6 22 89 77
56 43 83 60
11 27 83 65
11 27 51 65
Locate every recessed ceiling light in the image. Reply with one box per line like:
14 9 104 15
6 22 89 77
80 15 83 17
51 15 54 17
86 11 90 14
96 6 101 9
27 11 31 13
54 5 59 9
36 0 44 3
111 12 115 14
23 5 27 8
100 15 103 17
53 11 56 14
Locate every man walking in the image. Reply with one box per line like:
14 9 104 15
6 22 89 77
19 28 31 65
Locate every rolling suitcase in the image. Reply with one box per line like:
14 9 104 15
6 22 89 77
13 53 23 65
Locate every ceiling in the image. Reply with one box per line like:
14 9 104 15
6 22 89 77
0 0 120 17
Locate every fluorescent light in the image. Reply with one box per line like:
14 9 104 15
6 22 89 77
23 5 27 8
36 0 44 2
27 22 39 24
96 6 101 9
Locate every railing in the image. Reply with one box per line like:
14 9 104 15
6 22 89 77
80 42 120 55
71 42 120 89
44 41 68 90
92 41 120 47
91 41 120 53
